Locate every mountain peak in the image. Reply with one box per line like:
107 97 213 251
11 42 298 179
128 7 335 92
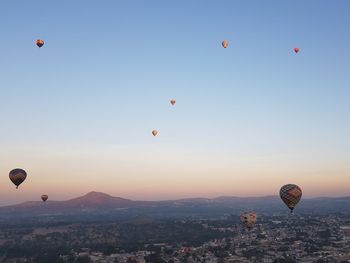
67 191 131 205
84 191 113 198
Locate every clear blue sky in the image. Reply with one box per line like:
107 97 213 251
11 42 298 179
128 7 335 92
0 1 349 204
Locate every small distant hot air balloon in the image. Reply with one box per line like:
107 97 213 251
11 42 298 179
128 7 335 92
36 39 44 48
9 169 27 189
41 194 48 202
170 99 176 106
240 212 257 230
294 47 300 53
222 40 229 48
152 130 158 136
280 184 302 213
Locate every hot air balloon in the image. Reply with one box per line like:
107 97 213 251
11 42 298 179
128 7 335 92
240 212 257 230
222 40 229 48
41 194 48 202
9 169 27 189
294 47 300 53
152 130 158 136
36 39 44 48
280 184 302 212
170 100 176 106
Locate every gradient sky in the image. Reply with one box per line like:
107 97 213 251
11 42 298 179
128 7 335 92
0 1 349 205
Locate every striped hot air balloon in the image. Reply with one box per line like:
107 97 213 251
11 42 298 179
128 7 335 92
280 184 302 212
9 169 27 189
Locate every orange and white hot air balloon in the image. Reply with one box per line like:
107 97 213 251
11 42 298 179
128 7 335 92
240 212 257 230
170 99 176 106
36 39 44 48
294 47 300 53
222 40 229 48
152 130 158 136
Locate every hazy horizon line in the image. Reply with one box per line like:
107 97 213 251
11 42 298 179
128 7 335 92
2 191 349 207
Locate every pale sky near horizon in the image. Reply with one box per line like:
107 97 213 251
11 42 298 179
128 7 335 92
0 1 349 205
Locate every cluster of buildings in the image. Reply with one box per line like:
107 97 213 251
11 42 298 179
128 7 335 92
0 213 349 262
57 215 350 263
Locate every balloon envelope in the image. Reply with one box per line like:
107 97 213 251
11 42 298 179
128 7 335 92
9 169 27 189
152 130 158 136
240 212 257 230
170 100 176 106
222 40 229 48
36 39 44 48
280 184 302 212
41 194 48 202
294 47 300 53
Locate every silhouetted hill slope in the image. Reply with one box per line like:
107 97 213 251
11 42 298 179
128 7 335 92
0 192 348 217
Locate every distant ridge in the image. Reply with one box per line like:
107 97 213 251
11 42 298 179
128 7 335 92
213 195 279 202
0 191 348 216
1 191 349 208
